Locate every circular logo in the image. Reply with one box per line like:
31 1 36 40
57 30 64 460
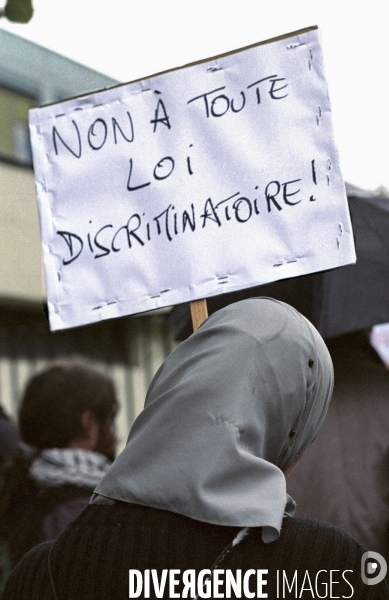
361 551 387 586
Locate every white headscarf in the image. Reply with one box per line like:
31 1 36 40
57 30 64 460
92 298 333 543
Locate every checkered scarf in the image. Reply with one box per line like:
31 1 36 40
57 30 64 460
30 447 111 489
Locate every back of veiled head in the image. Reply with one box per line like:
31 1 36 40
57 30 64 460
94 298 333 540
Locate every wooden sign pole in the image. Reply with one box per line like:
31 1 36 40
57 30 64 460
190 299 208 332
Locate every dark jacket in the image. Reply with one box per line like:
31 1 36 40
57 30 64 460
6 483 91 567
0 446 111 572
0 479 91 595
3 502 389 599
287 339 389 561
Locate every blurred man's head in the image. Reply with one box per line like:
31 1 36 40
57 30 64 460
18 359 118 461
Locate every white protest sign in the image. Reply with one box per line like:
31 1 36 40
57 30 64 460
29 26 356 331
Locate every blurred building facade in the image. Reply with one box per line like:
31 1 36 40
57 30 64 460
0 30 177 451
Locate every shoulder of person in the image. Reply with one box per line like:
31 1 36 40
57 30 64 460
2 541 53 599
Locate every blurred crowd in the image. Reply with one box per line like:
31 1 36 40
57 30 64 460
0 358 118 589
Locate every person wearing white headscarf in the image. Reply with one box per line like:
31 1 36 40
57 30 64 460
92 296 333 539
3 298 389 599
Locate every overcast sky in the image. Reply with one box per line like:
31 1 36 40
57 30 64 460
1 0 388 191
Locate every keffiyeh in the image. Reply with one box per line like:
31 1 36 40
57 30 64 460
30 447 111 489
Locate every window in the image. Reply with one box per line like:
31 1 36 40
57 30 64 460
0 85 35 165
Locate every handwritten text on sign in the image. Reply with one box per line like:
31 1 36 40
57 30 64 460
29 27 355 330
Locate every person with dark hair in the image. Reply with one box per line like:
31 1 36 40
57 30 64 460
18 358 118 461
0 358 118 576
0 406 19 467
3 299 388 599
